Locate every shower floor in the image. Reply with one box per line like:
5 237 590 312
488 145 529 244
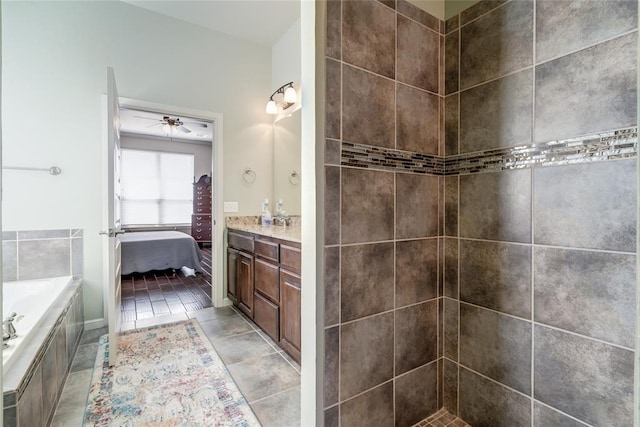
413 408 470 427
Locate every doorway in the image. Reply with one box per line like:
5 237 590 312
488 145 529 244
116 98 225 309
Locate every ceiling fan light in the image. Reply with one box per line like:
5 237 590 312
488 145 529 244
266 100 278 115
162 124 171 134
284 86 297 103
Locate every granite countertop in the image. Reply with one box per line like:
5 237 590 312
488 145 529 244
226 216 301 243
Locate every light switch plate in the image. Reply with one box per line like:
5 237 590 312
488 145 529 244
224 201 239 213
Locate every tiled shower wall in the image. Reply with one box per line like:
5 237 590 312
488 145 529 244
323 0 638 426
2 229 83 281
323 1 446 425
442 1 637 426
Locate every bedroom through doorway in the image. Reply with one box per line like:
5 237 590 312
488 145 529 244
115 100 224 329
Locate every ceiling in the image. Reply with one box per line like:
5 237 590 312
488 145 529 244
120 109 213 142
121 0 301 47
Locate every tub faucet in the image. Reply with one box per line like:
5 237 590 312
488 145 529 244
3 312 18 340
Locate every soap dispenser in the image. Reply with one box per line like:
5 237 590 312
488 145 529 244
261 199 272 227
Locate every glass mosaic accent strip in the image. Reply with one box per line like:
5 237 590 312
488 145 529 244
341 127 637 176
342 143 445 175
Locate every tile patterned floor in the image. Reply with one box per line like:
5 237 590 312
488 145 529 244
414 408 471 427
52 246 300 426
119 247 214 329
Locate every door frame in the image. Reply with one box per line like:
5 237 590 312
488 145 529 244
108 97 226 308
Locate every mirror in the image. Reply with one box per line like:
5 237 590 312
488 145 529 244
272 110 302 216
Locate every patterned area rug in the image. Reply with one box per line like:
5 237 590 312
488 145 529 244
83 320 260 426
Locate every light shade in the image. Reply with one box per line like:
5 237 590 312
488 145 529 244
162 124 171 134
284 86 297 103
266 100 278 115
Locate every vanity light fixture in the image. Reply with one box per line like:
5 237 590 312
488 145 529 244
266 81 297 115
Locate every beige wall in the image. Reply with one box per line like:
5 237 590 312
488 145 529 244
2 1 273 322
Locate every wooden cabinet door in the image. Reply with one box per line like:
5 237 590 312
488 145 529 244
227 248 238 302
254 258 280 304
280 270 301 363
237 251 254 318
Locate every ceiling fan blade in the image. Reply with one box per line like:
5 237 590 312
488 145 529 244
182 121 208 128
146 123 163 128
178 125 192 133
134 115 161 121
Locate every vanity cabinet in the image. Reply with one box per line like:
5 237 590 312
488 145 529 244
226 228 301 363
228 231 255 317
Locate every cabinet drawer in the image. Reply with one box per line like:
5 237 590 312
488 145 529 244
228 231 254 253
193 214 211 222
253 292 279 342
280 245 301 275
194 205 211 214
255 258 280 303
255 239 279 263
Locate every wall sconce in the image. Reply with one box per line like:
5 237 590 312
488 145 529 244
266 82 297 115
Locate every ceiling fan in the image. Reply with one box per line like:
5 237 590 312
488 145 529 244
135 115 208 135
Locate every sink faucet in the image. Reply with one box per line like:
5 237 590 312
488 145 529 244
3 312 18 340
273 213 290 226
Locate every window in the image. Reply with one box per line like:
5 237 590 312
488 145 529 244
120 149 194 225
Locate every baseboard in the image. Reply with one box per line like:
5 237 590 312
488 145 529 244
85 318 106 330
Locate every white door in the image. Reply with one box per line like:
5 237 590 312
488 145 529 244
102 66 123 366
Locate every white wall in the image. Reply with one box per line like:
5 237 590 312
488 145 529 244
121 134 213 180
2 1 273 322
271 19 302 215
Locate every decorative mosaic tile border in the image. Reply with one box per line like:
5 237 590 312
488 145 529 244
342 143 444 175
341 127 637 176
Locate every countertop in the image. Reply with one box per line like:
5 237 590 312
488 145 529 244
226 216 301 243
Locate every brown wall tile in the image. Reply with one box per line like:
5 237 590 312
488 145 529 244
326 59 341 140
341 168 394 244
444 297 459 361
342 65 395 148
324 246 340 326
534 325 634 426
445 30 459 95
341 382 394 427
459 366 531 427
536 0 637 63
396 84 439 154
460 69 533 153
397 0 440 32
460 0 533 88
395 300 438 374
460 303 532 394
459 239 532 318
534 247 636 348
396 173 439 239
324 326 340 407
343 0 396 78
326 0 342 60
534 159 636 252
340 312 394 399
341 243 394 322
397 15 439 93
444 94 459 156
534 33 637 143
325 166 340 245
395 362 439 426
459 169 532 243
444 359 459 416
444 238 458 299
395 239 438 307
533 402 589 427
444 175 458 236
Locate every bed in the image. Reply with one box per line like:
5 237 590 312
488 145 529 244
120 231 204 275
